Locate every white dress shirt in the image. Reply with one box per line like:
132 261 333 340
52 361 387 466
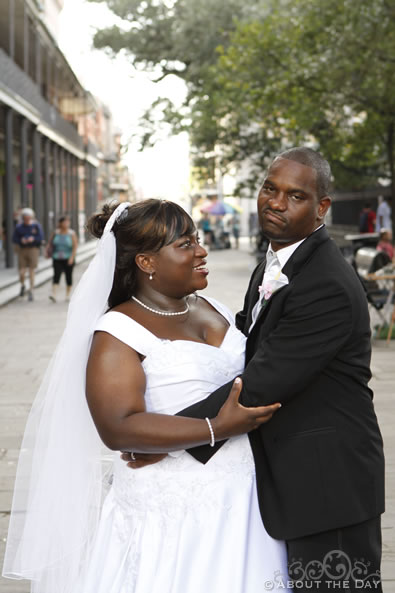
375 200 392 232
248 225 324 333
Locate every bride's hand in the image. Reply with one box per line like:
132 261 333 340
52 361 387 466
121 451 168 469
212 377 281 440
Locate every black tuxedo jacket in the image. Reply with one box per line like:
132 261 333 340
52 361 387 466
177 226 385 540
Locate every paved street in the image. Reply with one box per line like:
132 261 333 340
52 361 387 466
0 240 394 591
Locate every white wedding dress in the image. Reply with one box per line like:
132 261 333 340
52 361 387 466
78 295 288 593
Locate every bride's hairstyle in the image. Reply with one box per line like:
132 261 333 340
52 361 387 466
88 199 196 308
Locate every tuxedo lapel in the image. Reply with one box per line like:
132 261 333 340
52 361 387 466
247 226 331 335
253 282 288 328
244 257 266 332
281 226 330 279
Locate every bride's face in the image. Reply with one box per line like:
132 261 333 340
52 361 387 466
152 232 209 298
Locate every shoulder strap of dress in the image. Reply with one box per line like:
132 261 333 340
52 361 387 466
94 311 160 356
198 294 235 325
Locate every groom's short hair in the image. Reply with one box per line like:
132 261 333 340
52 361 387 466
275 147 332 199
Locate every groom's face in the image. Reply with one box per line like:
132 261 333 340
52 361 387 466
258 157 331 250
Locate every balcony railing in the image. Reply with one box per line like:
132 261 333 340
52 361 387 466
1 48 87 150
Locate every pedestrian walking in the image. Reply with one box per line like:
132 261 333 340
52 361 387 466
12 208 44 301
359 202 376 233
200 212 215 248
376 197 392 232
46 215 78 302
232 213 241 248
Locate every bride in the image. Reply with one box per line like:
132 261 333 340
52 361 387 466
3 199 288 593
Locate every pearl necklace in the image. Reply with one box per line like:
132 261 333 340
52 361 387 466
131 295 189 316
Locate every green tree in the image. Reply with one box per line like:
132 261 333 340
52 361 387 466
90 0 251 82
193 0 395 221
90 0 395 229
88 0 268 183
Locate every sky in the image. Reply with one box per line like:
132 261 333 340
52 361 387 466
58 0 191 204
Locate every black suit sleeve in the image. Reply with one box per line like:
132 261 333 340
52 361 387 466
178 278 354 464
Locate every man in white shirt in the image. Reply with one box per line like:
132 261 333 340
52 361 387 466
376 197 392 232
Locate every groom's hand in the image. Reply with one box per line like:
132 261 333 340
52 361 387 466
121 451 168 469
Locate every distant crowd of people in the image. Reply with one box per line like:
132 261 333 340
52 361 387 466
10 207 77 302
199 212 241 249
359 196 392 233
359 196 394 262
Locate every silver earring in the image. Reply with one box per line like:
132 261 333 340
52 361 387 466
149 273 153 281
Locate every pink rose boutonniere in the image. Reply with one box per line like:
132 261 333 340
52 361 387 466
258 268 289 302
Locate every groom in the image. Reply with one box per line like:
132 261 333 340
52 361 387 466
127 148 385 590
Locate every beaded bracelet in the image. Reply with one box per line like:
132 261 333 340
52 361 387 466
205 417 215 447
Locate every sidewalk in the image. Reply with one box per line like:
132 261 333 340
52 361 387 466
0 240 393 591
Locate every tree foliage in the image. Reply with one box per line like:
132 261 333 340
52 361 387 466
197 0 395 198
88 0 266 181
90 0 395 219
89 0 252 82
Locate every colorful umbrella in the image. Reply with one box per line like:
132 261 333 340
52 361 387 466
224 197 243 213
200 201 235 215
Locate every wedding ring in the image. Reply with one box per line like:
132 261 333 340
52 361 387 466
130 452 137 461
